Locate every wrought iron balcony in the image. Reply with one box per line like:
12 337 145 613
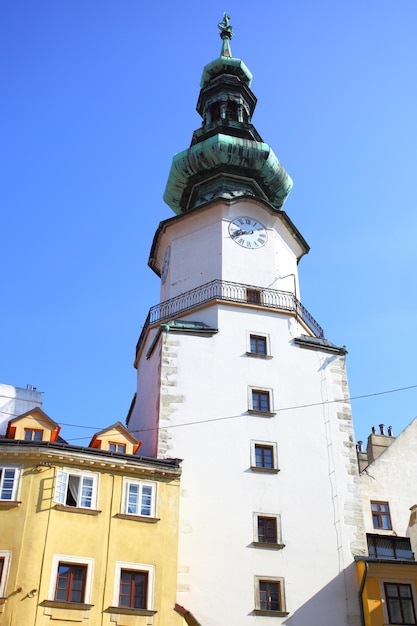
136 279 324 356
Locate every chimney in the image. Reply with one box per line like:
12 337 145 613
365 425 396 465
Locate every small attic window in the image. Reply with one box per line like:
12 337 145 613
24 429 43 441
109 442 126 453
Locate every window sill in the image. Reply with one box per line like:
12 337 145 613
0 500 21 508
115 513 160 523
248 410 276 417
250 466 279 474
55 504 101 515
253 542 285 550
107 606 157 616
41 600 94 610
246 352 273 360
253 610 289 617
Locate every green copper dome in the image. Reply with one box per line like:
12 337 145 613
163 15 293 215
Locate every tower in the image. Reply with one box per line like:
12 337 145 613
128 16 365 625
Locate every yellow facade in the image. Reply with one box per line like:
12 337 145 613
357 559 417 626
0 411 184 626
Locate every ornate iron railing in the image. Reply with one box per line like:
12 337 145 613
136 279 324 356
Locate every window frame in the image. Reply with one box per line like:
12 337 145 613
383 581 417 625
0 466 21 501
248 387 275 416
247 333 271 358
122 479 157 519
254 576 288 616
48 555 94 605
54 469 98 510
0 551 11 598
24 428 43 441
109 442 126 453
371 500 392 530
251 441 278 472
253 513 284 549
113 561 155 613
119 569 148 610
55 563 87 603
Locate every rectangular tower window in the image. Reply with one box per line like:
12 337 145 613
252 390 270 413
384 583 417 624
251 442 278 473
371 501 392 529
257 517 278 544
255 444 274 469
260 580 280 611
254 576 287 615
250 335 267 355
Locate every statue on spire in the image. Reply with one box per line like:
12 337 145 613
218 13 233 39
218 13 233 57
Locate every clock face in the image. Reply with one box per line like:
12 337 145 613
161 245 171 284
228 217 267 249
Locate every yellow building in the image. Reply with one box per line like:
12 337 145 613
0 408 184 626
356 558 417 626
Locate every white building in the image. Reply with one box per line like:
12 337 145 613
128 17 365 625
0 383 43 435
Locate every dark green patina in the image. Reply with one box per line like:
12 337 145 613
163 15 293 215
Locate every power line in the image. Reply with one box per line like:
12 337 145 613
64 382 417 440
2 382 416 442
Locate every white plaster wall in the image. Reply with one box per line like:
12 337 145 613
0 383 43 435
129 304 363 625
129 195 364 624
360 418 417 536
158 199 303 303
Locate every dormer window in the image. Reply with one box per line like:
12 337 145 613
109 442 126 453
24 428 43 441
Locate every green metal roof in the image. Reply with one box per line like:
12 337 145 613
200 57 253 88
163 134 293 214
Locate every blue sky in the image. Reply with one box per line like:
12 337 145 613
2 1 417 447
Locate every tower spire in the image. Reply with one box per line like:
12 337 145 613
218 12 233 58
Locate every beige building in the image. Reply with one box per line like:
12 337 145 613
356 421 417 625
0 408 183 626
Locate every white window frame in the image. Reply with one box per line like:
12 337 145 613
253 513 283 547
0 551 12 597
247 331 271 357
248 386 275 415
48 554 94 604
113 561 155 610
0 466 21 501
122 478 157 518
250 440 278 472
54 469 98 509
254 575 287 614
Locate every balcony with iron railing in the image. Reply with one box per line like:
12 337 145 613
135 279 324 357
